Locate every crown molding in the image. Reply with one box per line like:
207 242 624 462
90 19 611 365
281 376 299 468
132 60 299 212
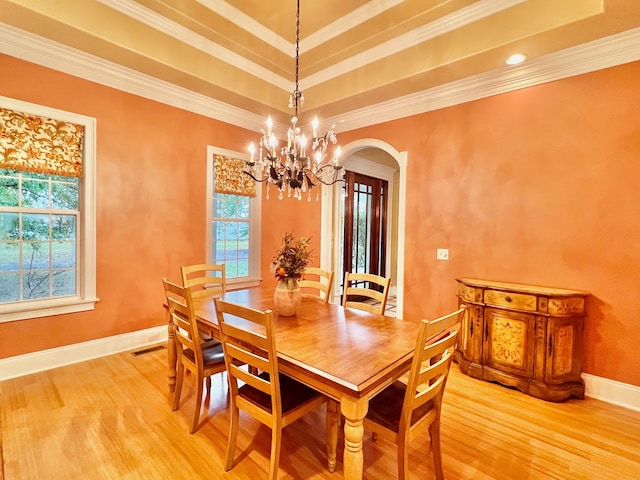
1 22 639 135
327 27 640 132
0 22 265 132
96 0 290 90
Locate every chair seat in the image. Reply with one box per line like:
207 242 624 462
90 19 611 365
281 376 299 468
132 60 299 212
183 341 225 367
366 380 434 432
239 371 323 414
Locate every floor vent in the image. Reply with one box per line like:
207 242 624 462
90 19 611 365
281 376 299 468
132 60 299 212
131 344 166 356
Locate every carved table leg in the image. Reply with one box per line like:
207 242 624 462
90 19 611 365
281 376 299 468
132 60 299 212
341 397 368 480
326 399 340 472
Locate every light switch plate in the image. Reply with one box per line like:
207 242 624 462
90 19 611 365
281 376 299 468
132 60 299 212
437 248 449 260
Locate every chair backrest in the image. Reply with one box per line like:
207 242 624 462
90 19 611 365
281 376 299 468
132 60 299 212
300 267 334 303
181 263 226 299
162 278 203 367
400 306 466 434
214 298 283 422
342 271 391 315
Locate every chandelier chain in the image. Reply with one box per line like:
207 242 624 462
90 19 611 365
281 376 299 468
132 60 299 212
243 0 343 201
294 0 300 116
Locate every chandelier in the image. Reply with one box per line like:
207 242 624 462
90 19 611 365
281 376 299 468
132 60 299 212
244 0 344 201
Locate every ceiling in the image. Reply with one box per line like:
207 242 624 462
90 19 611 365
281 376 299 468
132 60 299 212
1 0 640 133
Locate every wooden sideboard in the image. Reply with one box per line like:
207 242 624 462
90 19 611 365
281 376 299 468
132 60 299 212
455 278 588 402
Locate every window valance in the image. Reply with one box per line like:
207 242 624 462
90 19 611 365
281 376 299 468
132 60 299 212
214 154 256 197
0 107 84 178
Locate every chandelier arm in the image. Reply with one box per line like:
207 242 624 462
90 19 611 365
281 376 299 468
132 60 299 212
243 170 270 183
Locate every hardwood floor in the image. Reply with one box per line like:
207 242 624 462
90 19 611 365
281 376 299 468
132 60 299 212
1 345 639 479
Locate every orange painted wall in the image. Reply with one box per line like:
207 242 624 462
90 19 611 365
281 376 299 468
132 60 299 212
339 61 640 387
2 53 639 388
0 54 318 359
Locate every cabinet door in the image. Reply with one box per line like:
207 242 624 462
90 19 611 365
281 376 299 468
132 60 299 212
545 316 584 384
483 308 535 378
458 302 483 364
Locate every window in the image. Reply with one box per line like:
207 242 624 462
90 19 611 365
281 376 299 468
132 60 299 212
0 98 97 322
206 146 261 288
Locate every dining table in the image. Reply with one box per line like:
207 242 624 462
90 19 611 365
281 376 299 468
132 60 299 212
165 286 421 480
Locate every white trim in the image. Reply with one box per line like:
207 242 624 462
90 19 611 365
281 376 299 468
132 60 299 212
0 96 98 322
2 23 640 136
322 139 406 318
301 0 404 52
583 373 640 413
304 0 524 88
2 22 639 135
326 27 640 131
0 326 167 381
195 0 291 54
0 22 266 133
97 0 289 90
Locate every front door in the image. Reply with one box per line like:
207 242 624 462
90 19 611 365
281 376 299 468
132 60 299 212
342 171 388 287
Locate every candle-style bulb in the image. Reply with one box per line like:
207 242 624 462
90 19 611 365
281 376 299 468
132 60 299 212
266 116 273 136
333 146 342 164
312 116 319 138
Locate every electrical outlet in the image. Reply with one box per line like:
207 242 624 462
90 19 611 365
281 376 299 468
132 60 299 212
437 248 449 260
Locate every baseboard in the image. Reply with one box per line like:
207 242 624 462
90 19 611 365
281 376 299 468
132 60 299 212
583 373 640 412
0 325 167 382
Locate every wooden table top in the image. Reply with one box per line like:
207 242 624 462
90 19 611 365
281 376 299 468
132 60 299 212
193 287 420 399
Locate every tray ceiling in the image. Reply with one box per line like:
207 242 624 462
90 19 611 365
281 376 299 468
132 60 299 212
1 0 640 132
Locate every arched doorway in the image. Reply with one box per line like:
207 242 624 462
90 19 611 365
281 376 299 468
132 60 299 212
319 139 407 318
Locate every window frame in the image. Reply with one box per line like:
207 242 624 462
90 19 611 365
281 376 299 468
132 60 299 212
0 96 98 322
206 145 261 289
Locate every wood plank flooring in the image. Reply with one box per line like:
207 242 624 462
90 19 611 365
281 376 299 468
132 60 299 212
1 344 639 479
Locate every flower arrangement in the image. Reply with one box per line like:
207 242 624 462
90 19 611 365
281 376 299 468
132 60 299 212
270 232 311 286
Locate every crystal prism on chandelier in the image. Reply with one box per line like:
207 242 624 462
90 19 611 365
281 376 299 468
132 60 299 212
243 0 344 201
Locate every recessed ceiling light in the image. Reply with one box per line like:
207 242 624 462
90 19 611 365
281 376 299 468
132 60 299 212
506 53 527 65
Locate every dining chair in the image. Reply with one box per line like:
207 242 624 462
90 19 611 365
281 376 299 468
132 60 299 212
181 263 226 344
363 306 466 480
214 298 327 480
342 271 391 315
181 263 226 299
162 278 226 434
300 266 334 303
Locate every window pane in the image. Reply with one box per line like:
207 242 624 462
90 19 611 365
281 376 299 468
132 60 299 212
0 173 19 207
23 270 50 300
0 272 20 302
0 241 19 271
22 179 50 208
53 269 76 297
52 215 76 240
237 222 249 259
52 241 76 269
23 241 50 270
51 181 78 210
237 196 250 219
0 212 19 240
22 214 50 241
237 259 249 276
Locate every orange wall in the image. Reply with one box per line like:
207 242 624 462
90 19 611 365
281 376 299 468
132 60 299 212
2 54 639 388
339 61 640 387
0 54 318 358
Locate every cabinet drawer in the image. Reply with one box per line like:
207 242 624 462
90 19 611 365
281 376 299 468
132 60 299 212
484 289 537 311
458 282 482 302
